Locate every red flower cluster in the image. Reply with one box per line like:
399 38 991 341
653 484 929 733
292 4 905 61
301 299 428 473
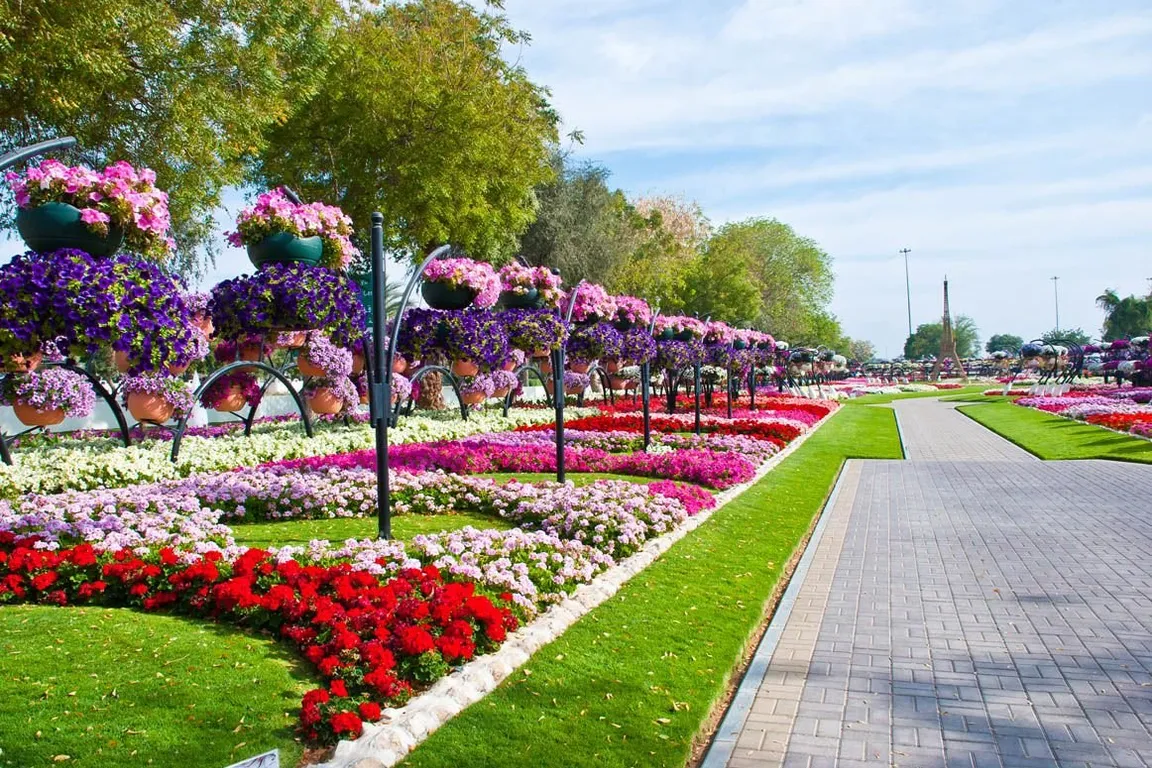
0 533 517 745
1085 412 1152 432
519 414 801 446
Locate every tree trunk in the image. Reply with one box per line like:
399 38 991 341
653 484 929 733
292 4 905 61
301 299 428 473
417 371 447 410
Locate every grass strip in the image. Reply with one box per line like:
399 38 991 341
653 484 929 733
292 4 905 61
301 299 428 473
400 405 903 768
0 606 313 767
959 401 1152 463
843 384 986 405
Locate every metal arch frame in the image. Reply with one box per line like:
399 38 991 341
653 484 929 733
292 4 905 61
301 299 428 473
0 137 77 173
0 361 133 466
501 361 554 417
400 364 469 421
169 360 313 462
573 363 615 409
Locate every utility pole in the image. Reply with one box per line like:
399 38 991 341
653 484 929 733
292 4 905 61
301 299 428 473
900 248 912 338
1051 276 1060 332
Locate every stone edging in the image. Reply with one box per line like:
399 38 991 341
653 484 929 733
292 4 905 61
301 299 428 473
316 407 841 768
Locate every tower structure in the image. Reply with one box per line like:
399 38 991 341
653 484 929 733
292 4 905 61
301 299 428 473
929 277 968 382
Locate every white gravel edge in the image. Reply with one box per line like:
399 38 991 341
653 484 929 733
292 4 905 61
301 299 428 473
315 407 841 768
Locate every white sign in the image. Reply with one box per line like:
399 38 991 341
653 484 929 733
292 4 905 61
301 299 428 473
224 750 279 768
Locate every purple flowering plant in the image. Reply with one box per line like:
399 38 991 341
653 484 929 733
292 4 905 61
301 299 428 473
121 373 196 416
439 311 509 370
619 329 657 365
227 188 359 270
424 258 501 309
0 367 95 418
199 370 262 411
502 309 567 353
303 376 359 412
655 339 704 371
490 369 519 395
209 262 366 347
566 322 623 363
183 292 211 318
301 331 353 377
5 159 174 259
458 373 496 399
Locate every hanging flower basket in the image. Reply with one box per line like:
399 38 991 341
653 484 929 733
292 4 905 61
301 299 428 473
498 264 563 309
570 361 591 374
393 357 409 375
122 374 193 423
657 329 674 341
308 388 344 415
352 352 366 376
16 202 125 258
247 232 324 269
460 391 487 405
609 376 632 390
422 258 501 310
603 359 622 373
271 330 307 349
452 359 480 377
239 342 264 362
538 357 553 374
297 355 326 378
12 401 66 427
214 385 249 412
499 287 540 309
303 376 358 415
113 349 132 373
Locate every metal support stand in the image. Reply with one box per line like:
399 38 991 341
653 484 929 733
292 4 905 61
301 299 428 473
693 362 702 435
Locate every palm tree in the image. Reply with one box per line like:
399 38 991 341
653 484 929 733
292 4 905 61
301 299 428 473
1096 288 1120 312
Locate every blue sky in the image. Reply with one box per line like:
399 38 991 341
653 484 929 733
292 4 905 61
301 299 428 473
5 0 1150 358
499 0 1152 357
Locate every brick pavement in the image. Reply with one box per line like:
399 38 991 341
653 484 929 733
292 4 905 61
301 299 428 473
707 399 1152 768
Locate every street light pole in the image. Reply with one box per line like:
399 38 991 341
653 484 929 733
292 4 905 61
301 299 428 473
1051 276 1060 332
900 248 912 338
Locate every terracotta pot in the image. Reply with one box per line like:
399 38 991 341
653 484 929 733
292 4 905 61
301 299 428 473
361 393 370 405
114 349 132 373
308 388 344 415
538 358 553 374
604 359 621 374
531 348 550 359
609 376 630 390
392 358 408 375
461 391 487 406
168 362 189 376
127 392 175 423
570 361 591 374
297 352 326 378
502 360 517 372
452 359 480 377
239 343 263 362
492 386 512 399
193 315 214 338
214 386 248 412
352 352 366 376
13 401 65 427
3 351 42 373
565 384 584 395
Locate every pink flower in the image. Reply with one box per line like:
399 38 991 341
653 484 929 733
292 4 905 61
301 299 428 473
79 208 111 225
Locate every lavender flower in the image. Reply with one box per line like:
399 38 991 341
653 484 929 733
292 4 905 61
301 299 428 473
121 374 196 416
301 331 353 377
566 322 623 363
0 368 94 418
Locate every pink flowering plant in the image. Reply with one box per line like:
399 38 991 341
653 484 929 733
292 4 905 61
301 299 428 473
562 283 616 323
498 264 564 307
121 374 196 417
612 295 652 327
704 321 736 345
423 258 501 309
0 368 95 418
5 159 174 259
653 315 707 339
199 371 262 411
227 188 359 270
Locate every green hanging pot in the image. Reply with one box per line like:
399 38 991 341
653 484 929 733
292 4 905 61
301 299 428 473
16 202 124 257
657 329 674 341
499 288 540 309
674 330 694 342
423 281 478 310
247 232 324 269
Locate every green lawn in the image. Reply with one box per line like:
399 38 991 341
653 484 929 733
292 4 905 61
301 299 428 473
400 405 903 768
845 384 986 405
0 606 312 767
959 401 1152 463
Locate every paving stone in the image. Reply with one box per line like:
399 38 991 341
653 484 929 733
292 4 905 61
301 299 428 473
712 398 1152 768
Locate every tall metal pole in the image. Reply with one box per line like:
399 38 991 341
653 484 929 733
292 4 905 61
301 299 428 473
900 248 912 338
555 281 586 483
1051 276 1060 332
642 309 659 451
370 213 391 539
693 363 702 435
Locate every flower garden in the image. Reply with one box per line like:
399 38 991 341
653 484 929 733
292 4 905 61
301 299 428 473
0 158 847 766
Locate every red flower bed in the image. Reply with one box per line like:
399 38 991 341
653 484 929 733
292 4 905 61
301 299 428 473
518 414 801 446
0 533 517 745
1085 413 1152 432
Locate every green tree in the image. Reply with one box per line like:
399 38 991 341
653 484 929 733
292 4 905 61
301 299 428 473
985 334 1023 354
847 338 876 362
1040 327 1091 345
903 315 979 359
255 0 559 263
517 150 637 285
0 0 342 277
1096 289 1152 340
679 229 762 325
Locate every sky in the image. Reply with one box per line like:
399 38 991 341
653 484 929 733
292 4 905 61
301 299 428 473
496 0 1152 358
5 0 1150 359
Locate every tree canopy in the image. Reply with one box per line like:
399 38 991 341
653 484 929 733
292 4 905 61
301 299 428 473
903 315 979 359
985 334 1023 355
255 0 559 263
0 0 342 277
1096 289 1152 341
1040 327 1090 346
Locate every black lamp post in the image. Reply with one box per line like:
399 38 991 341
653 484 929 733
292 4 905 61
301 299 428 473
554 280 587 483
368 212 453 539
642 308 659 451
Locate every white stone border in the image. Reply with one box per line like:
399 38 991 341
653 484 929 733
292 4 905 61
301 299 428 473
316 407 842 768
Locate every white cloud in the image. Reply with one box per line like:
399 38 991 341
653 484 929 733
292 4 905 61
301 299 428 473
722 0 922 44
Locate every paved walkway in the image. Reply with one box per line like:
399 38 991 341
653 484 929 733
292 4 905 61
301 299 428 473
706 399 1152 768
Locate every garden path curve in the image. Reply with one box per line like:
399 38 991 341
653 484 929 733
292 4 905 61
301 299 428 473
705 397 1152 768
